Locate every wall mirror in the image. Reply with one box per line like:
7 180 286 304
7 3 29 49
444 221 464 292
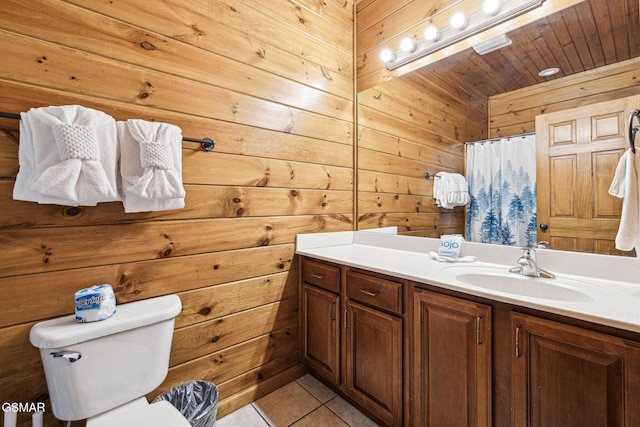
356 0 640 256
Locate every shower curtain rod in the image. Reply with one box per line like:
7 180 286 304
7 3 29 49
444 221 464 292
464 131 535 145
0 111 216 151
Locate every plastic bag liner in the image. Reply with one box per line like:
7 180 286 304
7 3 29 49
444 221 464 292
152 380 218 427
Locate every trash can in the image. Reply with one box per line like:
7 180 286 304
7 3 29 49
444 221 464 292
152 380 218 427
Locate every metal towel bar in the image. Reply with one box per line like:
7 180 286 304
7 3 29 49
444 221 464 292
0 111 215 151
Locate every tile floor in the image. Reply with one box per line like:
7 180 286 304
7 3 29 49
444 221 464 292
217 374 380 427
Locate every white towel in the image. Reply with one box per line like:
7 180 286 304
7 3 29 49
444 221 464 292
428 251 476 262
434 172 470 209
608 150 628 198
119 119 185 213
13 105 120 206
609 149 640 255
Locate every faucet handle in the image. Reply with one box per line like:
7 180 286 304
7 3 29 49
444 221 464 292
535 241 549 249
519 247 538 262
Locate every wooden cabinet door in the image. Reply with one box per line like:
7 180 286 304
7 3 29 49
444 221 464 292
345 300 402 426
302 284 340 385
536 95 640 256
512 312 640 427
413 289 492 427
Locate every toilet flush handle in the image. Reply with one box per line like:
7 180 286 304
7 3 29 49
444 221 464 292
50 351 82 363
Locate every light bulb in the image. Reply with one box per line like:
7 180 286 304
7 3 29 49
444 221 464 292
380 48 395 63
450 12 467 29
483 0 500 15
424 25 440 42
400 38 416 53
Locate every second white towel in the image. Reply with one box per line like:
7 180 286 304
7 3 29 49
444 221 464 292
609 148 640 255
433 172 470 209
119 119 186 213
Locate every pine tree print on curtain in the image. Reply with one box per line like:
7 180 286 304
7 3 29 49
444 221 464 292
465 135 537 247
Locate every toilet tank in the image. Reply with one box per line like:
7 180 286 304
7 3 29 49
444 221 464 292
29 295 182 421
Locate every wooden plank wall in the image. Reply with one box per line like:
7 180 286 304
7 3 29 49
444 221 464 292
0 1 354 425
357 69 486 236
489 57 640 136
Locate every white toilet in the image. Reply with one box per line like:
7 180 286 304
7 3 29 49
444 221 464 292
29 294 191 426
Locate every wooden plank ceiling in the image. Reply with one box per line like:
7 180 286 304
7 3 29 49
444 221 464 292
407 0 640 99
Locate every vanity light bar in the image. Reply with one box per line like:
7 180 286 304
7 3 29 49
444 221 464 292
382 0 545 70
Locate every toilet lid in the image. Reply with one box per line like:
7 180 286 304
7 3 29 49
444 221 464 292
88 401 191 427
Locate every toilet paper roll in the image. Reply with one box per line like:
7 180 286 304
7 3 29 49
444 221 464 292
75 284 117 323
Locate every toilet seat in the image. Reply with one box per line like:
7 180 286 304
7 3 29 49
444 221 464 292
87 398 191 427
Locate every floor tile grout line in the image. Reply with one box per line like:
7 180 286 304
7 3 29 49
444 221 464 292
251 402 274 427
222 375 376 427
323 397 358 427
293 376 371 426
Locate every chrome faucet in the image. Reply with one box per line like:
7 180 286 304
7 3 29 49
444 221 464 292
509 247 556 279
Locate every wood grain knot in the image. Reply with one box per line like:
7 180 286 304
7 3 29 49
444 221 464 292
66 207 80 216
199 307 211 316
140 41 157 50
210 336 219 343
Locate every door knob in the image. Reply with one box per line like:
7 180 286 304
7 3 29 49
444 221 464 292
539 223 548 231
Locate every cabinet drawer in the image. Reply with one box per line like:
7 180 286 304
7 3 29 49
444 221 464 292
302 259 340 293
346 271 402 314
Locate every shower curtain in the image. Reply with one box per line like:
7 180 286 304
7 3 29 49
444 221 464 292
465 134 537 247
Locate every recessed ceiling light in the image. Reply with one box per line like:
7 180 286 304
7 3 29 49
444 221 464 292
539 67 560 77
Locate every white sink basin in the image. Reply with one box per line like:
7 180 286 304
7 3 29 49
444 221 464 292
440 265 594 302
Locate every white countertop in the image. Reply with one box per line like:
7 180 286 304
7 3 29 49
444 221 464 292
296 228 640 333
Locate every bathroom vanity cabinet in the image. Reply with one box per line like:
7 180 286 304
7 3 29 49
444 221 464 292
344 271 403 426
511 312 640 427
412 288 492 427
301 259 341 385
300 255 640 426
301 258 405 426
